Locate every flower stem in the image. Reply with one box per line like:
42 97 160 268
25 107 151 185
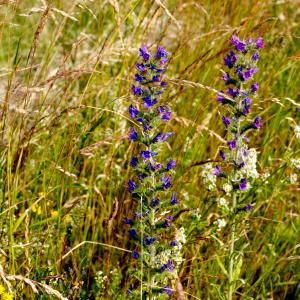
140 195 143 300
228 87 242 300
228 191 236 300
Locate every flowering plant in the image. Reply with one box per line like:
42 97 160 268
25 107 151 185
126 45 184 298
212 35 264 299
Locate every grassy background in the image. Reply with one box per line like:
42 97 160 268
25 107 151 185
0 0 299 299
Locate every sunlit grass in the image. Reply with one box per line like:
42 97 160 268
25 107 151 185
0 0 299 299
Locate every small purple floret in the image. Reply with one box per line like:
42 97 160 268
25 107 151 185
139 45 150 61
130 156 138 167
239 178 248 190
220 150 226 161
162 285 173 296
227 139 237 150
156 46 168 59
171 193 178 205
253 116 261 129
251 82 259 93
129 127 138 141
129 104 139 118
255 37 264 49
245 203 254 211
127 180 137 193
214 165 222 176
222 116 231 127
132 250 140 259
166 158 176 170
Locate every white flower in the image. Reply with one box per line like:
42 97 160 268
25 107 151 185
289 173 298 184
223 183 232 195
218 197 228 207
201 163 216 190
215 218 227 230
237 148 259 179
192 208 201 220
290 158 300 170
175 227 186 244
294 125 300 139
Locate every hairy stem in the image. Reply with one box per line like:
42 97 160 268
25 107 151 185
228 87 242 300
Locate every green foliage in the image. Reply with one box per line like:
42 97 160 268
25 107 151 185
0 0 299 299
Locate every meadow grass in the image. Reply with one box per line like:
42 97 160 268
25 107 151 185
0 0 299 299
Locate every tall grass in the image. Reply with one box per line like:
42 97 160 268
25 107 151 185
0 0 299 299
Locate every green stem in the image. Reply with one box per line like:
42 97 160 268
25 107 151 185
228 85 242 300
228 192 236 300
140 195 143 300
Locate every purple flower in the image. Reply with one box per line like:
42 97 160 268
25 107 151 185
245 203 254 211
239 178 248 190
161 260 174 272
141 150 152 161
135 73 144 82
127 180 137 193
149 162 161 170
138 173 147 180
159 57 168 65
160 81 167 87
253 116 261 129
222 116 231 127
151 198 160 207
242 97 252 115
144 235 157 246
124 217 133 225
162 111 171 120
162 132 174 142
152 75 161 82
127 288 132 295
217 91 226 103
227 139 237 150
136 63 145 72
171 193 178 205
228 87 240 98
214 165 222 176
156 46 168 59
139 45 150 61
162 215 173 228
151 132 161 143
252 51 260 61
220 150 226 161
231 35 246 52
129 127 138 141
128 228 137 237
158 105 171 120
170 240 177 247
135 211 143 219
166 158 176 170
162 174 172 189
224 50 238 68
222 72 230 81
255 37 264 49
130 156 138 167
162 285 173 296
251 82 259 93
239 67 257 81
132 250 140 259
131 84 144 95
143 96 158 108
129 104 139 118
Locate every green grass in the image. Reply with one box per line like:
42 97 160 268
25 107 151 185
0 0 299 299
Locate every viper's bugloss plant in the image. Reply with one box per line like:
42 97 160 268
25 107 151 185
126 46 184 299
213 35 264 299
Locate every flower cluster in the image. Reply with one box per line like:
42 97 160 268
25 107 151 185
213 35 264 210
126 45 182 298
